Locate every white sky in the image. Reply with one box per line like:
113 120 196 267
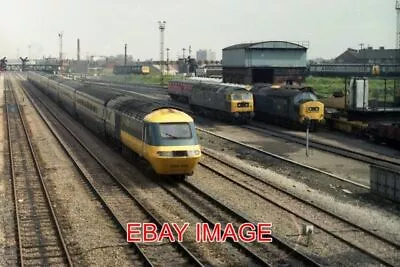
0 0 397 61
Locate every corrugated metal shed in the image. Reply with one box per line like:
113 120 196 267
223 41 307 51
222 41 309 84
222 41 308 68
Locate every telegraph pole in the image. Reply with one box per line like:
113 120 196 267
166 48 170 74
58 31 64 74
77 38 80 62
124 43 127 67
158 21 166 86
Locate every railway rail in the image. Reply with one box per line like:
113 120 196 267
83 79 166 92
159 179 324 267
196 127 381 194
199 148 400 267
21 74 399 265
23 73 288 266
25 74 326 266
4 76 73 266
19 76 205 266
83 79 400 175
245 122 400 172
48 78 400 195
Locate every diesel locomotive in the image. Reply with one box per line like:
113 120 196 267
27 72 201 179
113 65 150 75
251 83 325 130
168 80 254 123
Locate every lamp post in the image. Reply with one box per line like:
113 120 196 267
158 21 166 86
58 31 64 74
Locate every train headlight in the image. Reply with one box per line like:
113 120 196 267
187 150 201 156
157 151 173 157
307 107 319 112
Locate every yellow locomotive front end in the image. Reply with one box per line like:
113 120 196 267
142 66 150 75
299 101 325 124
147 144 201 176
142 109 201 177
229 91 255 121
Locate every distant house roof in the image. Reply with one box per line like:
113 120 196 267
223 41 308 51
358 48 400 60
335 47 400 63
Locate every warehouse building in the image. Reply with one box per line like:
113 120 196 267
222 41 308 84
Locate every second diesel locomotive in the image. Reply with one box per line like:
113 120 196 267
27 72 201 179
113 65 150 75
168 80 254 123
251 83 325 130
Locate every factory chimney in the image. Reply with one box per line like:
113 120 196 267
77 38 80 62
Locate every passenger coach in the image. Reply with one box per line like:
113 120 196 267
27 72 202 179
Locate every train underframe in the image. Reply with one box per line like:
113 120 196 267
189 104 253 124
324 111 400 149
169 93 189 103
254 112 320 132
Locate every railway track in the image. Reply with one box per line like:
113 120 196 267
19 76 205 266
57 78 325 266
84 79 400 176
83 78 166 91
198 148 400 267
4 77 73 266
159 179 325 267
196 127 381 194
22 75 399 265
22 73 316 266
48 78 400 201
245 122 400 172
83 80 167 97
24 75 334 266
86 80 400 171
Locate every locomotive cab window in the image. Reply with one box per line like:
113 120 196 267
294 93 317 105
159 123 192 139
231 93 253 101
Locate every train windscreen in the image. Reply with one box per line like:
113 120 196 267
159 123 192 139
294 92 318 104
231 93 253 101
